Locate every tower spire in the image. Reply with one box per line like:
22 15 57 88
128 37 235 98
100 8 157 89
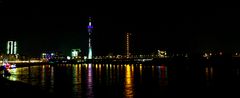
88 16 93 59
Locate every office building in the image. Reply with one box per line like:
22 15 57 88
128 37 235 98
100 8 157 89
7 41 17 54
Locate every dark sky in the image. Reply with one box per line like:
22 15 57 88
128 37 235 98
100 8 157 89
0 1 239 56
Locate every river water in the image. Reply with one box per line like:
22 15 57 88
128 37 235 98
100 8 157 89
6 62 240 98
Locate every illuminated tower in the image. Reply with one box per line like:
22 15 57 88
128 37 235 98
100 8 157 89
7 41 17 54
88 16 93 59
126 32 131 58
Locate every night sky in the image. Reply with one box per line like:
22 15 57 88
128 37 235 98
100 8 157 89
0 1 239 56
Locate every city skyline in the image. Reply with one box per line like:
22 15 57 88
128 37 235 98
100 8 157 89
0 1 240 56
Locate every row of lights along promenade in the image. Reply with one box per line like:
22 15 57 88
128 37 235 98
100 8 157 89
3 51 240 68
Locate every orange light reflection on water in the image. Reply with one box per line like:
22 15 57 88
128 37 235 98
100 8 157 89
205 66 213 80
124 64 134 97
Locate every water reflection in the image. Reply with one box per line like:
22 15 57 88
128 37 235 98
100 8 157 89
124 64 134 98
109 64 113 85
105 64 109 85
9 67 30 82
160 65 167 80
139 64 143 84
50 65 54 93
87 64 94 98
9 68 17 81
205 66 213 80
236 68 240 76
72 64 81 97
98 64 102 83
41 65 45 87
158 65 168 86
5 63 197 98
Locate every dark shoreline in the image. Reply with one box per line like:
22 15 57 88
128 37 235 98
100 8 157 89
0 76 54 98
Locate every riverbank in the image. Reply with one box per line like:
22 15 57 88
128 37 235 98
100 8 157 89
0 76 54 98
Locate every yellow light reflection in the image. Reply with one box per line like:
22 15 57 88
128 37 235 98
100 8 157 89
8 67 29 82
41 65 46 86
124 64 134 97
78 64 82 83
205 66 213 80
205 67 209 80
9 68 17 81
113 64 116 71
99 64 101 69
139 64 143 84
210 67 213 78
95 64 98 69
131 64 134 73
109 64 113 85
140 65 142 76
72 64 81 96
99 64 102 82
205 67 208 73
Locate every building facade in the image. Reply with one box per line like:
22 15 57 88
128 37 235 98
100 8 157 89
7 41 17 55
71 49 81 59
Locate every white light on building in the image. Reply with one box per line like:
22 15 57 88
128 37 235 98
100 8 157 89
67 56 71 60
7 41 17 54
158 50 167 58
51 53 54 56
71 49 81 58
42 53 47 58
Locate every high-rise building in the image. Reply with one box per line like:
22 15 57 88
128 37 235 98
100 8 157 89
158 50 167 58
71 49 81 59
7 41 17 54
88 16 93 59
126 32 131 58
